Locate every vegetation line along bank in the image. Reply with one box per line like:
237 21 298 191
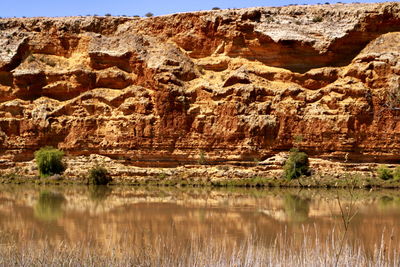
1 146 399 189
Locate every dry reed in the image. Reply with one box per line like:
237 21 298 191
0 227 398 267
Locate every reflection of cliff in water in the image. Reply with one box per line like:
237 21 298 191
0 185 400 255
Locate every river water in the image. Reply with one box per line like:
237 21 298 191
0 185 399 265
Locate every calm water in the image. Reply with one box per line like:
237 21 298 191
1 185 400 261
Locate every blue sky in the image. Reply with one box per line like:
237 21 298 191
2 0 389 18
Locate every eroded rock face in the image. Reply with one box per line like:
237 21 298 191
0 2 400 165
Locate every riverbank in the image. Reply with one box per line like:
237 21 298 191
1 154 399 189
2 172 400 189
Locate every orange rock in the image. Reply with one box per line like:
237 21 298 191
0 3 399 165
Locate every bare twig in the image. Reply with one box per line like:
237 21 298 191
334 178 358 267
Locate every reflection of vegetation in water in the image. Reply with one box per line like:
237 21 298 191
34 190 65 222
283 194 310 223
88 186 112 202
378 196 400 209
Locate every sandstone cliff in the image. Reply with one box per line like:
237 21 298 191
0 2 400 166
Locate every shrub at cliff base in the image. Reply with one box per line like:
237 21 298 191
88 166 112 185
377 165 393 180
34 147 65 178
377 165 400 180
393 167 400 181
284 149 311 180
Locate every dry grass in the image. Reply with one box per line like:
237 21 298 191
0 228 398 267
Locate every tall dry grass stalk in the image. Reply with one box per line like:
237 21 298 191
0 227 398 267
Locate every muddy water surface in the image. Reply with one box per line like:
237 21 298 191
0 185 399 259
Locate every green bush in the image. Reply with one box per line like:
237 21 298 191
88 166 112 185
312 16 323 23
283 149 310 180
377 165 393 180
393 167 400 181
34 146 65 178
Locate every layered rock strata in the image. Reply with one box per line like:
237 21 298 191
0 2 400 167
